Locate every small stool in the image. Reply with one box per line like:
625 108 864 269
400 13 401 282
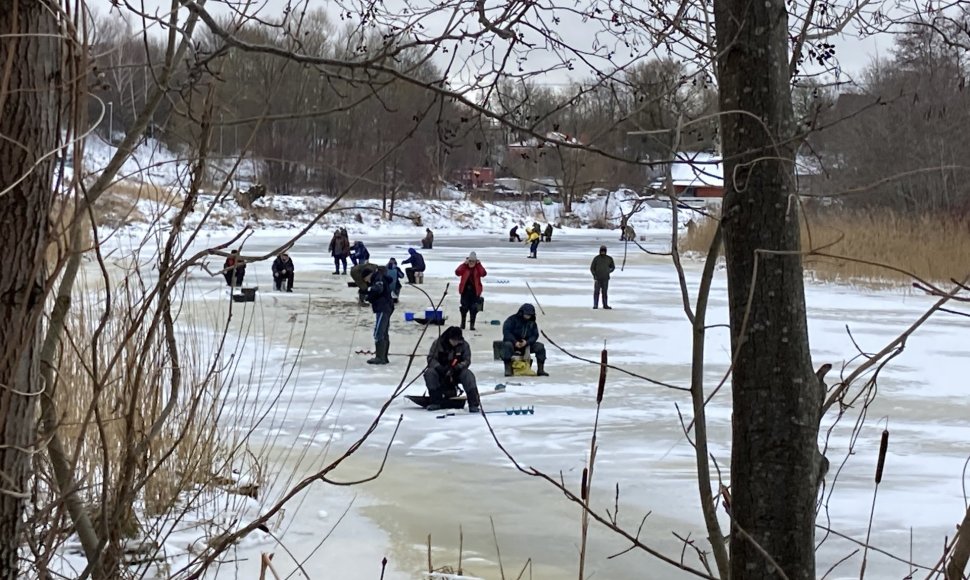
415 272 424 284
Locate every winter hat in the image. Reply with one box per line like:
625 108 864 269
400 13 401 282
442 326 463 342
408 248 417 255
518 303 536 317
599 245 607 252
467 251 478 261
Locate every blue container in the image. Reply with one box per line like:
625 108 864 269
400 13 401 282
404 312 415 322
424 309 443 322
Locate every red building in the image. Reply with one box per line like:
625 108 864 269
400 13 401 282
453 167 495 189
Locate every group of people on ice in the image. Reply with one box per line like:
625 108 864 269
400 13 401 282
509 222 555 259
218 222 621 415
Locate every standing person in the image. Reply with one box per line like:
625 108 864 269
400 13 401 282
455 251 486 331
328 229 349 275
525 227 540 259
350 240 370 266
363 265 394 365
386 257 404 301
423 326 481 413
223 249 246 287
402 248 426 284
590 245 615 309
421 228 434 249
272 252 295 292
543 223 554 242
500 304 548 377
508 225 521 242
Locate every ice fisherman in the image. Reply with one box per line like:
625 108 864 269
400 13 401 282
500 304 548 377
509 225 522 242
421 228 434 249
272 252 295 292
423 326 481 413
543 223 554 242
402 248 426 284
386 257 404 301
328 229 350 275
525 227 541 259
589 245 615 309
350 240 370 266
223 249 246 287
363 265 395 365
455 251 486 331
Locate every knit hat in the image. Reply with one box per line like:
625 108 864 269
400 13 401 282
599 245 607 252
467 252 478 261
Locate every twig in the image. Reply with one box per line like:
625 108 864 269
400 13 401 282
525 282 545 316
540 331 687 391
491 516 506 580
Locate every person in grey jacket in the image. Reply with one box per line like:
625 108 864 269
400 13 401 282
590 245 615 309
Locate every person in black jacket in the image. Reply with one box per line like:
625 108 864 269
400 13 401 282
402 248 426 284
508 225 522 242
350 241 370 266
500 303 548 377
423 326 480 413
364 266 395 365
272 252 295 292
543 223 554 242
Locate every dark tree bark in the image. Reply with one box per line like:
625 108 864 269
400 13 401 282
0 1 60 576
714 0 824 577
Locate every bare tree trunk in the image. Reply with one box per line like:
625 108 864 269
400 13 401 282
714 0 823 577
0 2 60 576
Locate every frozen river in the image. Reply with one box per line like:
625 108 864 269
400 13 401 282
131 227 970 579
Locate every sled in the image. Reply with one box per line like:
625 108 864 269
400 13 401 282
405 385 506 409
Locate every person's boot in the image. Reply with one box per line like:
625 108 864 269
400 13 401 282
537 360 549 377
460 311 467 330
367 345 382 364
469 311 477 331
379 339 391 364
468 404 480 413
503 360 514 377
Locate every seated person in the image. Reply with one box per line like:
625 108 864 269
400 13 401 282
424 326 480 413
223 249 246 287
402 248 426 284
421 228 434 249
500 304 548 377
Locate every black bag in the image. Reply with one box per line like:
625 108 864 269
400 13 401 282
475 297 485 313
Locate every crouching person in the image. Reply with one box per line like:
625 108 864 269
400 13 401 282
424 326 480 413
501 304 548 377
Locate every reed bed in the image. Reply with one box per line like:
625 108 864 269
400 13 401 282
680 210 970 285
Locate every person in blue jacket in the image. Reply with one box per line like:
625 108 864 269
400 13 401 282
363 265 395 365
386 257 405 301
402 248 426 284
350 241 370 266
500 303 548 377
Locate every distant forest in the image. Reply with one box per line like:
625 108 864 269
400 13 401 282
90 10 970 214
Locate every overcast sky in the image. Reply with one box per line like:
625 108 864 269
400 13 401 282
127 0 896 88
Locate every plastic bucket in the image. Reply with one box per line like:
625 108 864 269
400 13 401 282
404 312 415 322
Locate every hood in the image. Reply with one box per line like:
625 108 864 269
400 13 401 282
517 304 536 317
440 326 464 344
408 248 417 255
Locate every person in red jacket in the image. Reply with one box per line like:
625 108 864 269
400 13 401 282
455 252 486 330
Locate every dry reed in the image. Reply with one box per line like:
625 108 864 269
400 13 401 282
679 210 970 285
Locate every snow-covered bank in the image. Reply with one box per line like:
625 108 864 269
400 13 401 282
77 135 690 239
